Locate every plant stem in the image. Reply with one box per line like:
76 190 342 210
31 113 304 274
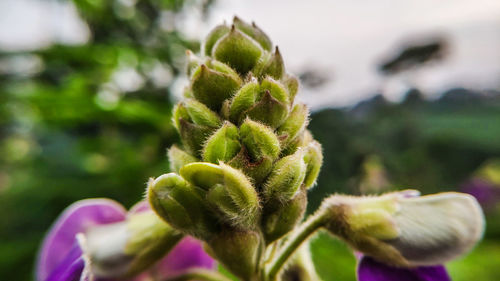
163 268 234 281
265 212 326 281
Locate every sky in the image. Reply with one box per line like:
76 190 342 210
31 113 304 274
1 0 500 109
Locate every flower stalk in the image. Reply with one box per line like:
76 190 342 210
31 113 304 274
38 16 486 281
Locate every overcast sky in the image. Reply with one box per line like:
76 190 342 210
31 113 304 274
1 0 500 109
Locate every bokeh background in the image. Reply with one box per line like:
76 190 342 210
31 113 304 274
1 0 500 280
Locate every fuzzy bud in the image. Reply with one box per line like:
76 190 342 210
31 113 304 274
204 24 231 56
191 61 242 110
253 46 285 79
302 141 323 189
240 118 281 161
321 191 485 267
173 101 221 156
233 16 273 51
264 149 307 202
203 121 241 163
262 188 307 243
147 173 217 238
212 26 264 75
167 145 198 173
209 163 261 228
277 104 309 147
229 77 290 128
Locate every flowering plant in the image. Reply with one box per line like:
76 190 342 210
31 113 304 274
37 17 485 281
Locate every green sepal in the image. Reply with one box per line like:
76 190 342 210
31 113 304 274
204 23 231 56
203 121 241 163
233 16 273 51
227 147 274 185
180 162 224 190
281 130 313 157
228 78 260 124
213 26 263 75
240 118 281 161
260 46 285 79
207 184 241 220
245 90 289 128
183 98 222 128
147 173 218 238
302 141 323 189
177 118 215 157
172 101 220 156
191 62 242 110
260 77 289 104
167 145 198 173
264 149 307 202
262 188 307 243
218 162 261 228
277 104 309 146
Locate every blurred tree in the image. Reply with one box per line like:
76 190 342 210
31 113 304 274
0 0 213 279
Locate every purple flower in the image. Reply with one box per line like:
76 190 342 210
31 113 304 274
461 178 500 211
36 199 215 281
357 256 451 281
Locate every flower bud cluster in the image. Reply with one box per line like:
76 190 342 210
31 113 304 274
147 17 323 280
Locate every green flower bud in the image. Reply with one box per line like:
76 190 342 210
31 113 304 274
191 61 242 110
233 16 273 51
302 141 323 189
203 23 231 56
277 104 309 146
228 77 290 128
254 46 285 79
321 191 485 267
203 121 241 163
147 173 217 238
172 101 221 156
179 162 224 190
212 26 263 75
167 145 198 173
240 118 281 161
215 163 261 228
264 149 307 202
84 211 182 278
262 188 307 243
229 78 260 124
183 98 222 128
207 229 264 280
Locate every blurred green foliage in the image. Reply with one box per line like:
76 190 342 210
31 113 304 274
308 90 500 280
0 0 210 279
1 1 500 279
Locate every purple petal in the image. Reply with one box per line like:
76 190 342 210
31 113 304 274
461 178 500 210
37 199 127 281
357 256 451 281
151 236 215 279
45 242 85 281
127 200 151 216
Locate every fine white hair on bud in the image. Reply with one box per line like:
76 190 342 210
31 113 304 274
322 190 485 267
387 192 485 266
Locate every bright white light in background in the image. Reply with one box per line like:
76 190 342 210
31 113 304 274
1 0 500 109
203 0 500 109
0 0 89 51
